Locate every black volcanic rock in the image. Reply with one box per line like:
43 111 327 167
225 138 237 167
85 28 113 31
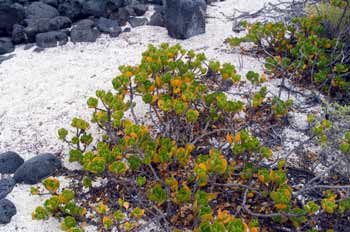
12 24 27 44
0 3 25 36
0 178 15 200
57 1 83 20
132 4 147 16
110 6 135 26
0 151 23 173
165 0 206 39
25 2 59 20
13 153 61 184
36 30 68 48
96 18 122 37
0 199 16 224
149 11 165 27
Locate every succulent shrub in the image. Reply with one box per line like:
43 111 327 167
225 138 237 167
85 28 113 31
227 0 350 102
32 44 350 231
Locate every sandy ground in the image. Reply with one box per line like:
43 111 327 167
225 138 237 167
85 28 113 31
0 0 317 231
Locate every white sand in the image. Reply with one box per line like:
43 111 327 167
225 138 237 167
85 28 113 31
0 0 315 231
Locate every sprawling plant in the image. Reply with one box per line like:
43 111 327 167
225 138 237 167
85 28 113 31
32 44 350 231
227 0 350 102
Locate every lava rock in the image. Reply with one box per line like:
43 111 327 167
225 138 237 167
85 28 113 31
96 18 121 37
128 17 148 27
0 151 23 173
25 2 59 20
71 27 99 43
111 6 136 26
36 30 68 48
24 16 72 42
11 24 27 44
0 178 15 200
0 3 25 36
24 18 51 42
81 0 107 17
75 19 95 29
13 153 61 184
165 0 206 39
106 0 124 11
149 11 165 27
132 4 147 16
0 38 14 55
48 16 72 31
0 199 16 224
57 1 83 20
41 0 58 7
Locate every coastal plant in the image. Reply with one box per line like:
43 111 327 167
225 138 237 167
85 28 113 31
227 0 350 102
32 44 350 231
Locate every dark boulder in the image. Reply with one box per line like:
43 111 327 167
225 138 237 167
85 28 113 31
24 18 50 42
24 16 71 42
0 151 23 173
48 16 72 31
0 178 15 200
75 19 95 29
149 11 165 27
71 20 99 43
36 30 68 48
106 0 124 11
128 17 148 27
165 0 206 39
81 0 107 17
25 2 59 19
96 18 121 37
0 199 16 224
71 28 99 42
57 1 83 20
110 6 135 26
0 3 25 36
132 4 147 16
41 0 58 7
12 24 27 44
13 153 61 184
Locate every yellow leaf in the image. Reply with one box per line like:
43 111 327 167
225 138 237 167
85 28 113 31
234 132 241 143
145 56 153 62
123 201 130 209
258 175 265 183
275 203 288 210
226 133 234 144
155 76 161 86
125 71 133 78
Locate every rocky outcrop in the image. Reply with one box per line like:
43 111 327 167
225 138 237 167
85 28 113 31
0 0 210 54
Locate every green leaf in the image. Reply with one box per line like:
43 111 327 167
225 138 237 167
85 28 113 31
147 184 167 205
136 176 147 187
58 128 68 140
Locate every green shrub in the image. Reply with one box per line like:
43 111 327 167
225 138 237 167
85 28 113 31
227 6 350 102
32 44 350 231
